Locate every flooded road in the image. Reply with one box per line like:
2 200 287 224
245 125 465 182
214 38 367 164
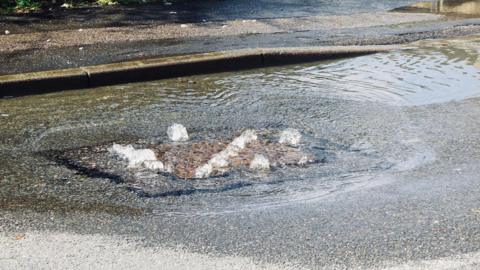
269 37 480 106
0 36 479 213
1 36 480 268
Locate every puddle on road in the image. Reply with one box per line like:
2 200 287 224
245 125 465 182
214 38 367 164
253 36 480 106
0 36 478 215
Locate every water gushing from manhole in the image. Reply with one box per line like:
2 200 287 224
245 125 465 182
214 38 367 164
5 37 478 215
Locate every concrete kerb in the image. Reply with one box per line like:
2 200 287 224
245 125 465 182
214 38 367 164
0 68 90 97
0 45 399 97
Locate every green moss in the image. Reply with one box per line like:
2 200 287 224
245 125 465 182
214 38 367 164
15 0 42 9
0 0 181 13
0 0 41 13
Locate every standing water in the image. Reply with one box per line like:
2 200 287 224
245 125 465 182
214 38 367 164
0 36 479 215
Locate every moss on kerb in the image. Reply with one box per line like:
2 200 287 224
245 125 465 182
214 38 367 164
0 46 398 97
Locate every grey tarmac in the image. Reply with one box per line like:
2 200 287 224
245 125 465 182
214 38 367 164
1 1 480 269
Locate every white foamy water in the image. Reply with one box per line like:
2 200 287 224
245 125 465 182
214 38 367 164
167 123 189 142
195 129 258 178
109 144 163 169
250 154 271 170
279 128 302 147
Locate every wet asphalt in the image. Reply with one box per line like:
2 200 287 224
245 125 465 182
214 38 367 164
1 18 479 75
1 0 480 76
1 90 480 269
1 1 480 269
0 0 418 33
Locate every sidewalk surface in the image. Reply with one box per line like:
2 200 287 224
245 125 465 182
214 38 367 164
1 0 480 75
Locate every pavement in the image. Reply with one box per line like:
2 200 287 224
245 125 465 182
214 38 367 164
1 1 480 75
0 13 442 53
1 231 480 270
0 232 304 270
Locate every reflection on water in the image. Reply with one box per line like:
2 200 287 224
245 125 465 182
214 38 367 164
219 35 480 106
406 0 480 16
